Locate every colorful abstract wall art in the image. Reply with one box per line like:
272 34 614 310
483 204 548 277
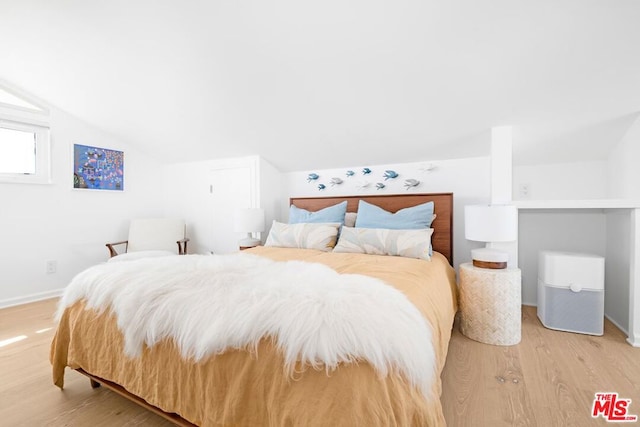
73 144 124 191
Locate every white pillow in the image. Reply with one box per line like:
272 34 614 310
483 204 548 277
265 221 340 251
344 212 357 227
333 226 434 260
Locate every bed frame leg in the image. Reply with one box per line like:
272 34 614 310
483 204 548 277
90 379 101 389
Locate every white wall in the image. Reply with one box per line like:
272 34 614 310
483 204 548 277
285 157 491 269
162 155 284 255
605 211 631 333
163 156 256 255
513 161 608 201
607 115 640 199
0 108 164 308
512 114 639 203
259 157 285 238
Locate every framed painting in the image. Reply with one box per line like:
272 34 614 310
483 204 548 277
73 144 124 191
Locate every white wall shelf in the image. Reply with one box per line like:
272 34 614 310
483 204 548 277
515 199 640 210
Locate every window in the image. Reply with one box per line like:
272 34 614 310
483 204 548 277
0 85 51 184
0 120 50 184
0 126 36 174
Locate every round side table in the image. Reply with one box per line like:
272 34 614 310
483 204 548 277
458 262 522 346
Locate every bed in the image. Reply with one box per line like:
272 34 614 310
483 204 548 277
51 193 457 426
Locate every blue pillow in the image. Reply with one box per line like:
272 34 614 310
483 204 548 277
355 200 434 229
289 201 348 225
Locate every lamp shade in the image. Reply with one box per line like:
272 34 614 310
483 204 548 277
465 204 517 243
233 208 265 233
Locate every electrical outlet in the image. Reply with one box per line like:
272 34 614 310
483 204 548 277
518 183 531 199
46 260 57 274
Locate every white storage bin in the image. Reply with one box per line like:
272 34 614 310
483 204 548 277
537 251 605 335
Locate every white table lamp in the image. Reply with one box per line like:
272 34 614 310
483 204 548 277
465 204 517 269
234 208 265 247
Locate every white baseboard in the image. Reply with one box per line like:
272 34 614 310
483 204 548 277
626 333 640 347
0 289 64 309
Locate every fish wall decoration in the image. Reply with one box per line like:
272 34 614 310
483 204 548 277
330 177 343 186
307 173 319 182
362 168 372 175
404 179 420 190
418 163 437 173
383 170 398 180
376 182 386 190
346 170 355 177
318 183 326 191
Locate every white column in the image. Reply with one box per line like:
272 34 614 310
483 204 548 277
628 208 640 346
489 126 518 268
490 126 513 205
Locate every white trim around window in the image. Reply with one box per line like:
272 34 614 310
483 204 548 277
0 119 52 185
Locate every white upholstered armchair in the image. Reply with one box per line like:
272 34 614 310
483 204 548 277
106 218 189 258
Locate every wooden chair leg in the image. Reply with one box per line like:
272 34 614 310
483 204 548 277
90 378 101 389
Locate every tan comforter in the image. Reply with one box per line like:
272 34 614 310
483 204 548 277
51 247 457 426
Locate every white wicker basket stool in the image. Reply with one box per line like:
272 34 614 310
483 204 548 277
459 262 522 346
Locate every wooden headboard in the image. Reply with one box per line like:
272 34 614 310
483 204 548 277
289 193 453 265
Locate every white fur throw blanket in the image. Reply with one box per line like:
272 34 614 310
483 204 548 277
57 253 436 397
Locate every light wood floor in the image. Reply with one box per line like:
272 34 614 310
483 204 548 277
441 306 639 426
1 299 638 426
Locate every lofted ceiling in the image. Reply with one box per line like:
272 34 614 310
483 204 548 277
1 0 639 172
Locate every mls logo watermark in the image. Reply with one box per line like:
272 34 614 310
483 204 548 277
592 392 638 422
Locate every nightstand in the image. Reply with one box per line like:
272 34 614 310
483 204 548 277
458 262 522 346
